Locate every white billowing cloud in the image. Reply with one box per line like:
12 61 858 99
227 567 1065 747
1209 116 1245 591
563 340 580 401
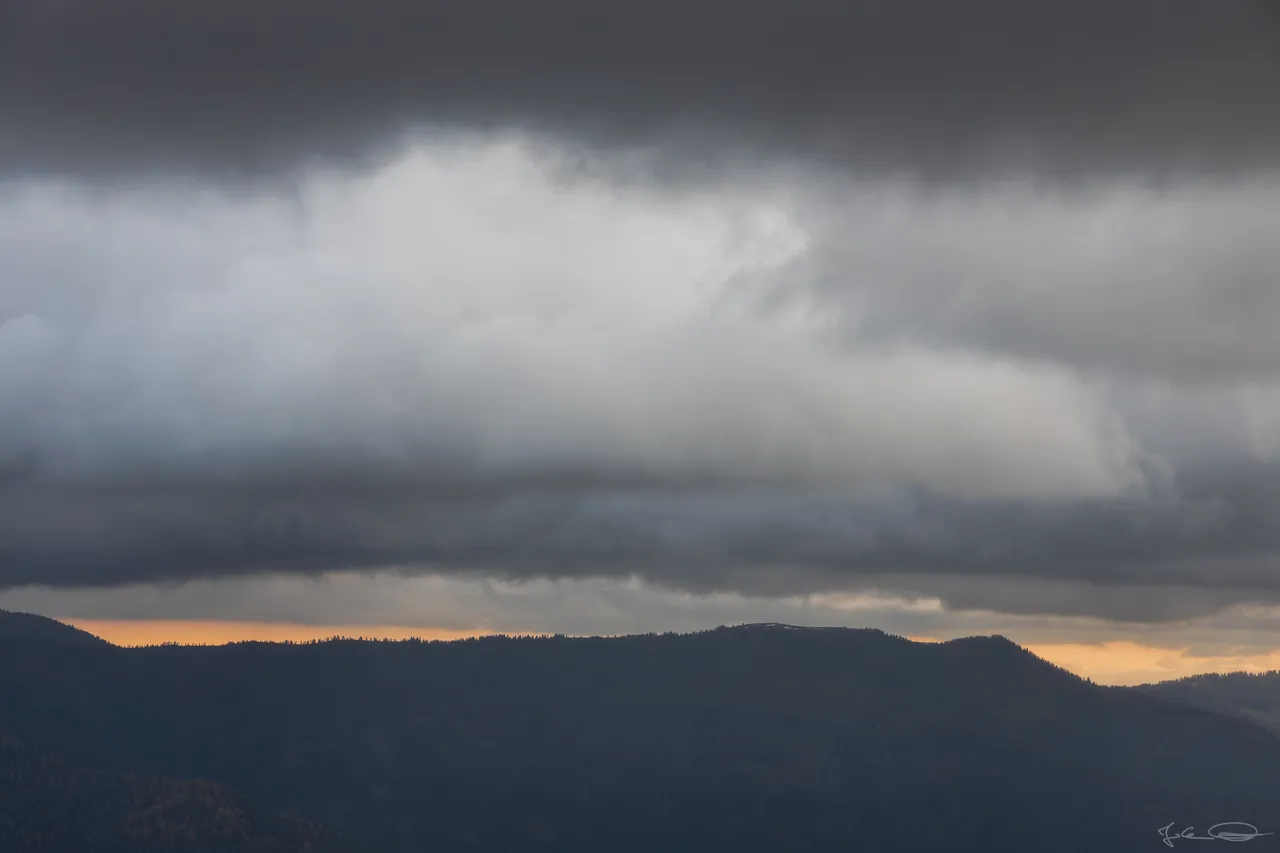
0 137 1142 502
777 178 1280 384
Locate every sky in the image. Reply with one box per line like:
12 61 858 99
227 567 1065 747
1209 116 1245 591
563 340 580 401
3 0 1280 684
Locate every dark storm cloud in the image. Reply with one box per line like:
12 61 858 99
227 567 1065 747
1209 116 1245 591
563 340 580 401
3 0 1280 179
4 68 1280 626
3 458 1280 624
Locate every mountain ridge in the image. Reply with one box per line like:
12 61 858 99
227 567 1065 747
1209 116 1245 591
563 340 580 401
1136 669 1280 736
0 609 109 647
5 614 1280 851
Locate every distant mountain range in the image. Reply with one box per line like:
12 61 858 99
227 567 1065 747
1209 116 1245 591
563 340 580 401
1137 669 1280 735
5 608 1280 852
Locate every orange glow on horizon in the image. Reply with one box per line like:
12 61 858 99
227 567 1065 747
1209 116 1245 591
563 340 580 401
58 621 1280 687
1025 641 1280 687
915 635 1280 686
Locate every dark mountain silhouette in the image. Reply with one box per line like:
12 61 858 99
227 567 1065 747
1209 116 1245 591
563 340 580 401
0 608 108 647
1135 670 1280 734
6 619 1280 852
0 735 357 853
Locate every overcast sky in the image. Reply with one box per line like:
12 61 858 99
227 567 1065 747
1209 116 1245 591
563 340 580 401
3 0 1280 654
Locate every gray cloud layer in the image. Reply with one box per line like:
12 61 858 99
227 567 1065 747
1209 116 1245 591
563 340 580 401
3 144 1280 624
3 0 1280 179
4 1 1280 626
778 181 1280 385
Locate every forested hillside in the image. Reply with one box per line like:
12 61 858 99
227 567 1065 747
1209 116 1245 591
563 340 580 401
0 735 356 853
6 612 1280 852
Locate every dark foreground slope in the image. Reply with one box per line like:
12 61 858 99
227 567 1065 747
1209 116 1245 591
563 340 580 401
6 619 1280 852
0 736 356 853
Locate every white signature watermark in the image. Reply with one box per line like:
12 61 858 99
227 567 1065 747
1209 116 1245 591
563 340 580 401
1159 822 1274 847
